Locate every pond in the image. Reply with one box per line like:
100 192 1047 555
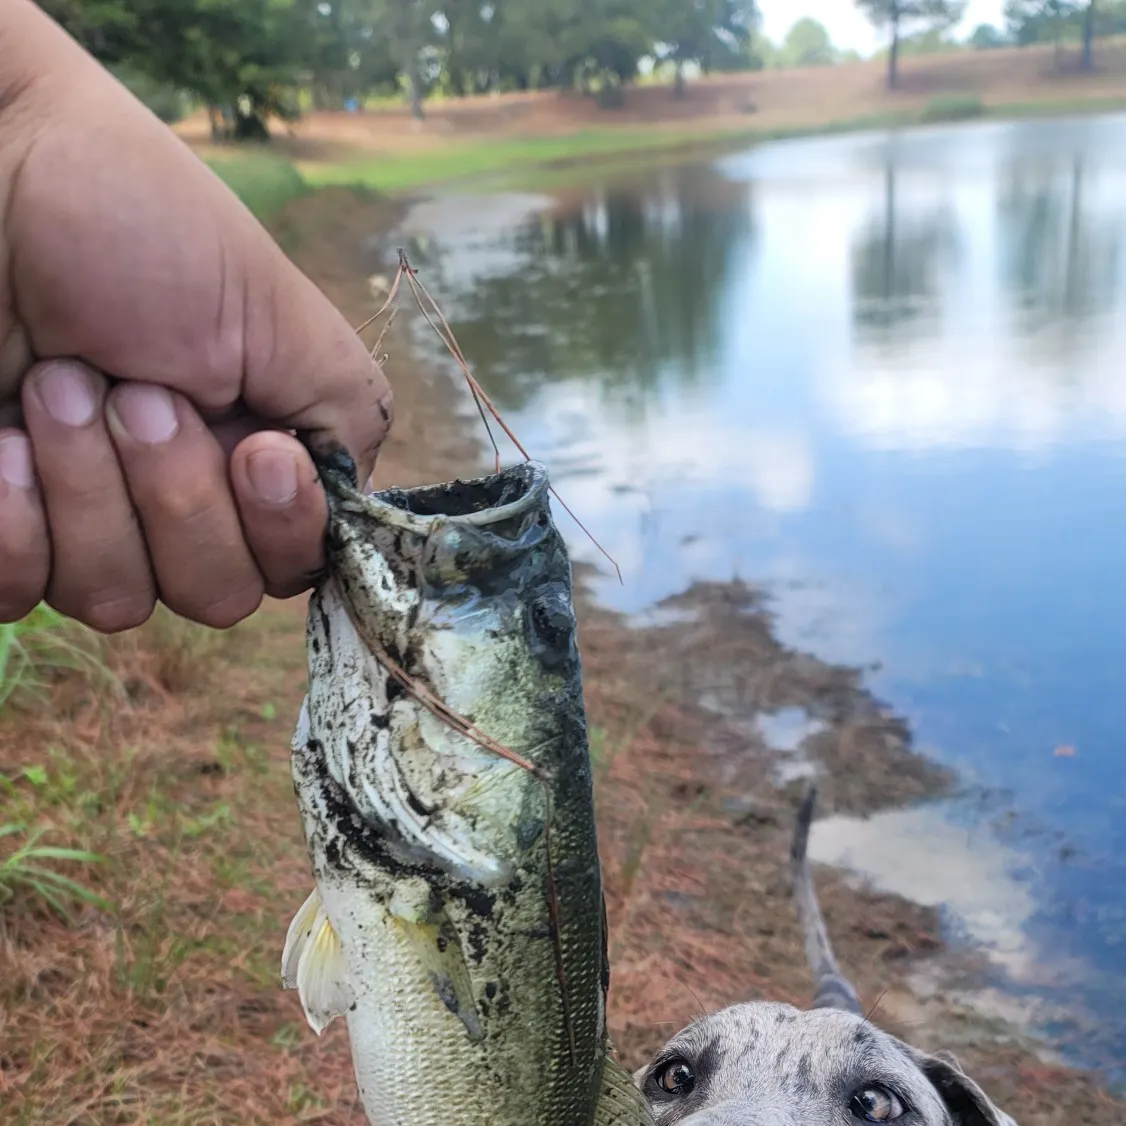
388 113 1126 1085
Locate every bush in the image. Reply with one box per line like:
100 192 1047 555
920 93 985 123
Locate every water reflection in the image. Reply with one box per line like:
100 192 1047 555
402 164 755 412
850 165 962 333
393 114 1126 1084
808 803 1039 978
998 156 1126 325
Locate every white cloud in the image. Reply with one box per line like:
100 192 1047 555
808 802 1040 977
817 317 1126 452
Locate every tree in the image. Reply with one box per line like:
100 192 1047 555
1081 0 1096 69
357 0 440 118
43 0 320 138
856 0 967 89
1005 0 1102 70
651 0 759 97
36 0 138 60
969 22 1008 46
780 17 836 66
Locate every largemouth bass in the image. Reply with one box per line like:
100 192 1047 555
282 453 652 1126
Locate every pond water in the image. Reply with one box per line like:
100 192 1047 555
389 113 1126 1084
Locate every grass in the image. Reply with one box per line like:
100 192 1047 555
0 604 113 714
920 92 986 124
206 149 312 219
0 599 361 1124
297 124 750 192
0 822 108 921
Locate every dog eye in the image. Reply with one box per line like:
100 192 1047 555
655 1058 696 1095
850 1085 905 1121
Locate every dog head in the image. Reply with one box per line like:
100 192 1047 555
634 788 1018 1125
634 1001 1016 1125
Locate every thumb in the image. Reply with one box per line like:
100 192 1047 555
233 222 394 486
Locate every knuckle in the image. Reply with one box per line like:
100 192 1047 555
67 591 155 634
158 487 229 532
170 580 263 631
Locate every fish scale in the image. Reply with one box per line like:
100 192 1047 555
282 456 654 1126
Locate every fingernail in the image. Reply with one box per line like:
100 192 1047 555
247 449 298 506
36 365 97 427
112 384 179 445
0 434 34 490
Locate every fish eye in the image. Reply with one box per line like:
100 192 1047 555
850 1085 905 1121
654 1058 696 1096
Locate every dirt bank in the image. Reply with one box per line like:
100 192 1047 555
2 186 1122 1124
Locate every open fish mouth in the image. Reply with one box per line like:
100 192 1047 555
299 459 572 887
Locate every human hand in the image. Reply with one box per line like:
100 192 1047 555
0 2 392 631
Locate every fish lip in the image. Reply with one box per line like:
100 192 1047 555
330 460 551 533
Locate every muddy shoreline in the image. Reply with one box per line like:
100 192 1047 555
280 187 1125 1124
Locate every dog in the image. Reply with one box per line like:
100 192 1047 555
633 787 1019 1125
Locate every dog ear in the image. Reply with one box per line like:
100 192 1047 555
907 1047 1019 1126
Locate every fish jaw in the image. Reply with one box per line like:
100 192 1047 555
302 575 530 886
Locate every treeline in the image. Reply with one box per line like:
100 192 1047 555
34 1 1126 142
979 1 1126 72
856 1 1122 90
36 0 759 136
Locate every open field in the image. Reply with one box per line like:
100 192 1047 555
3 179 1126 1122
183 39 1126 211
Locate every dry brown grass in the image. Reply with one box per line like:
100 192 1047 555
0 597 371 1124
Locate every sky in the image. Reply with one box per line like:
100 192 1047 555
757 0 1007 56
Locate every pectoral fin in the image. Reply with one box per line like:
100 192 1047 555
389 884 484 1043
595 1054 657 1126
281 887 353 1035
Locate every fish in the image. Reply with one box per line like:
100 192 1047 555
281 450 653 1126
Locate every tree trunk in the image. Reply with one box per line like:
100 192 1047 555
207 104 224 142
882 164 896 301
1063 155 1083 315
1081 0 1096 71
673 57 685 99
405 62 425 120
887 3 900 90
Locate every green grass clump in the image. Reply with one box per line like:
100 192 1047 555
920 93 986 123
0 822 108 920
207 151 312 220
0 605 109 714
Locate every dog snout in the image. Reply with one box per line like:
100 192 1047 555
677 1104 794 1126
